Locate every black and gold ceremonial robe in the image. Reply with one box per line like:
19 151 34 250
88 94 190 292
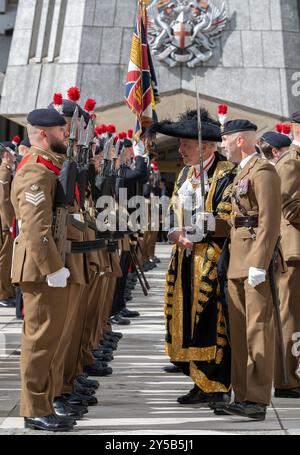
165 152 235 393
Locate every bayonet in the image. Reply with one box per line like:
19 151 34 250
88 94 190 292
84 119 93 149
66 106 79 160
103 135 114 162
77 116 86 166
83 119 94 164
77 116 86 147
113 139 121 160
69 106 79 142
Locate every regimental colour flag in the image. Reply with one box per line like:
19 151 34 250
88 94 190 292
125 0 160 139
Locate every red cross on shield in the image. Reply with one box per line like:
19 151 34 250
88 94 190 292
172 15 192 49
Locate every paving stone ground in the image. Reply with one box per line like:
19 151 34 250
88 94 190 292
0 245 299 435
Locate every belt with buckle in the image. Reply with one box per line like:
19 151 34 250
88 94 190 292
234 215 258 228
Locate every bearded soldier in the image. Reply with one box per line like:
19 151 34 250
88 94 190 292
11 109 75 432
147 109 235 406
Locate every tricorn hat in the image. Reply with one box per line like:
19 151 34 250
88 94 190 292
146 109 221 142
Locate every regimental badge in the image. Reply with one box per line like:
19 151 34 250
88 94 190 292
30 184 39 192
147 0 227 67
236 178 250 197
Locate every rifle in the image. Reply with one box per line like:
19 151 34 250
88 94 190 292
129 248 148 296
95 134 115 197
76 115 89 210
110 137 121 175
53 107 87 263
115 143 127 201
0 142 19 172
85 117 97 200
130 234 150 292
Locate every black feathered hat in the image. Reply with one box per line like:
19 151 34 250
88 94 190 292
146 108 221 142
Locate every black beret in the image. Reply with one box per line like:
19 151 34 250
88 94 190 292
147 119 221 142
27 108 66 127
0 141 16 152
291 111 300 124
261 132 291 149
221 119 258 136
20 139 31 148
48 99 90 126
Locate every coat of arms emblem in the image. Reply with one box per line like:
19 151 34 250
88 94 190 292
147 0 228 67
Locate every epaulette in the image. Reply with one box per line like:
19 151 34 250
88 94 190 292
36 155 61 175
17 152 61 175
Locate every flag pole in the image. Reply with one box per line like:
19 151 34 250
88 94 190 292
195 68 207 235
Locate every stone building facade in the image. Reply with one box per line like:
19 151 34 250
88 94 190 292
0 0 21 140
0 0 300 158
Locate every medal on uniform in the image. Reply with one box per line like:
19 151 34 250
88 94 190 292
237 178 250 196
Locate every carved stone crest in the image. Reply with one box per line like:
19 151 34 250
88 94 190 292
147 0 228 67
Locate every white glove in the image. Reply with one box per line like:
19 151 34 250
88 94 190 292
47 267 70 288
186 228 204 243
248 267 266 288
133 140 145 157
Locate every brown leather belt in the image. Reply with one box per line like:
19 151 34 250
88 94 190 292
234 215 258 228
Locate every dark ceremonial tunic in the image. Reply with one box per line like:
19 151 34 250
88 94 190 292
165 152 235 393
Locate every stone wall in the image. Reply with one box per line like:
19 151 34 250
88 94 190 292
0 0 299 120
0 0 17 77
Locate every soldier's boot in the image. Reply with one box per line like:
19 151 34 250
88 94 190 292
63 392 98 407
24 414 74 432
84 361 113 377
76 375 100 389
120 307 140 318
92 350 114 362
53 398 85 420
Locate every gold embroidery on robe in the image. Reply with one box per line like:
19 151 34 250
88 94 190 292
165 160 234 391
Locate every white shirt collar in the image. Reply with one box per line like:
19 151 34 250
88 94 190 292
194 154 215 174
240 152 258 170
293 140 300 147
